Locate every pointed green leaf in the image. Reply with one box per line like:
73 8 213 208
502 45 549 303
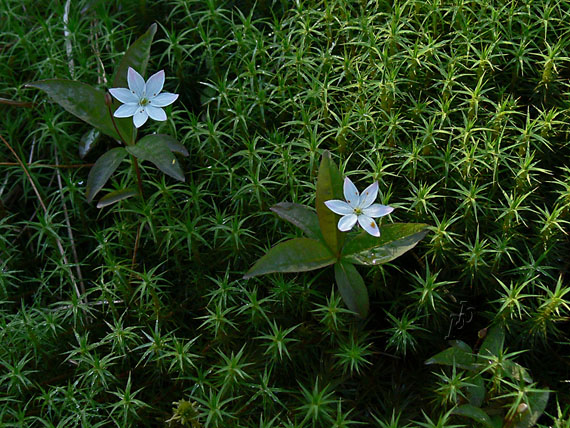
112 23 157 88
165 139 189 157
341 223 429 265
270 203 323 241
316 151 344 254
425 341 477 371
478 325 504 360
126 134 185 182
26 80 132 142
96 188 138 208
466 374 485 407
503 360 533 383
334 260 369 318
513 389 549 428
85 147 128 202
244 238 336 279
79 128 101 159
452 405 494 428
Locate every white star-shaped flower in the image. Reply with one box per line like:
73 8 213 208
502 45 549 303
324 177 394 237
109 67 178 128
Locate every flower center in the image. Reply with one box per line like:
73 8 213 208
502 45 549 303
140 97 150 106
354 207 363 215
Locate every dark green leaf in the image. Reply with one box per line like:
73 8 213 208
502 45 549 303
85 147 128 202
341 223 429 265
503 360 533 383
334 260 369 318
26 80 131 142
79 128 101 159
478 324 504 360
165 139 189 157
126 134 185 182
513 389 549 428
96 188 138 208
452 405 494 428
425 341 477 371
112 23 157 89
466 374 485 407
244 238 336 279
315 150 344 254
270 203 323 241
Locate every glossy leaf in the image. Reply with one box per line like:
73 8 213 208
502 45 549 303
97 188 138 208
26 80 131 142
85 147 128 202
243 238 336 279
466 374 485 407
341 223 429 265
503 360 533 383
425 341 477 371
166 139 189 157
112 23 157 89
79 128 101 159
452 405 494 428
126 134 185 182
315 151 344 254
270 203 323 241
513 389 549 428
478 324 504 360
334 260 369 318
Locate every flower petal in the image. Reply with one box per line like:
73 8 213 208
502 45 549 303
362 204 394 218
145 105 167 121
338 214 358 231
127 67 145 97
358 215 380 237
151 92 179 107
145 70 165 97
133 108 149 128
343 177 360 208
358 181 378 208
109 88 139 104
113 103 138 118
325 200 354 215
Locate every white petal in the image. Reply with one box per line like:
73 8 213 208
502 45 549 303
145 70 165 97
127 67 145 96
343 177 359 208
145 105 167 121
358 215 380 237
358 182 379 208
338 214 358 231
109 88 139 104
362 204 394 218
113 103 138 118
151 92 179 107
325 200 354 215
133 108 149 128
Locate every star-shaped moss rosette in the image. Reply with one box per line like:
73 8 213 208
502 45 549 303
244 151 430 318
26 24 187 208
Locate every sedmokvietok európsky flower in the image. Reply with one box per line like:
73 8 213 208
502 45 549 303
325 177 394 237
109 67 178 128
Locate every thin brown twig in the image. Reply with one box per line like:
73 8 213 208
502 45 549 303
131 222 143 270
0 162 94 168
1 132 84 304
54 146 86 297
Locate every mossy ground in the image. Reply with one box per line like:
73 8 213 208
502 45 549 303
1 0 570 426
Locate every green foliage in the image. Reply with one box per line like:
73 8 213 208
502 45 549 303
246 151 428 317
1 0 570 426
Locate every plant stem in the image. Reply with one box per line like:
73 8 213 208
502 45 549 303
132 155 144 201
107 102 127 145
